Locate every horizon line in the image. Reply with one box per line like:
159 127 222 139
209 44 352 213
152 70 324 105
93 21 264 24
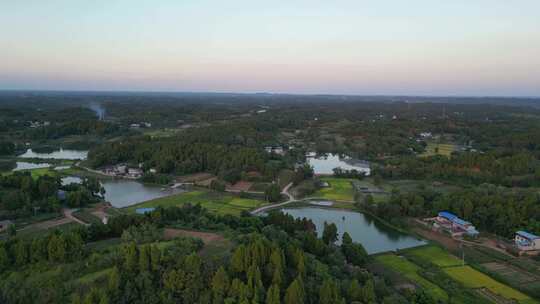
1 88 539 99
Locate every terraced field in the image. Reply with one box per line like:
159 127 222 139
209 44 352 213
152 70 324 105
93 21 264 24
444 266 537 304
375 254 448 301
420 142 456 157
124 189 267 215
405 245 463 267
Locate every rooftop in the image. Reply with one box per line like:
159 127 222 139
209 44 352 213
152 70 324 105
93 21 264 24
516 231 540 240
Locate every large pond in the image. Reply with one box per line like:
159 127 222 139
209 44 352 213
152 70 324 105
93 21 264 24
101 179 186 208
282 207 425 254
12 162 51 171
307 153 370 176
19 148 88 160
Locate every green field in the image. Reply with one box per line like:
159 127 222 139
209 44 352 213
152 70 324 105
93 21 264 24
405 245 463 267
313 177 355 202
1 167 59 179
124 189 267 215
375 254 448 301
420 142 456 157
444 266 536 304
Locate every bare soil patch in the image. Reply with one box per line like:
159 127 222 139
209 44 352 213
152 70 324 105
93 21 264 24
177 173 215 183
163 228 224 244
228 181 253 192
412 227 460 251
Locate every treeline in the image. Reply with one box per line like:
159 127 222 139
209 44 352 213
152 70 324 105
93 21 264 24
25 119 124 140
376 152 540 187
87 124 291 180
360 184 540 238
0 172 103 219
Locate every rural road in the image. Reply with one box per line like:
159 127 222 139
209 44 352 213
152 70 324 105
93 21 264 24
250 182 295 215
63 208 90 226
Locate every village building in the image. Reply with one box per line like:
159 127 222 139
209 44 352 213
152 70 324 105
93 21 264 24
127 168 143 178
432 211 479 238
0 220 13 232
265 146 285 155
515 231 540 252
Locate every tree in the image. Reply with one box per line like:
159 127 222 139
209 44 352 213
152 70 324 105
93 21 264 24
47 234 66 263
322 222 338 245
0 245 9 271
266 284 280 304
108 267 121 301
347 279 363 302
265 184 281 202
138 245 151 272
211 267 230 304
7 224 16 237
341 232 368 266
284 276 304 304
361 279 376 304
319 279 342 304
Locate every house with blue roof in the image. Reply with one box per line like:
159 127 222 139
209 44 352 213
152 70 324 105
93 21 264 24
515 231 540 252
434 211 479 238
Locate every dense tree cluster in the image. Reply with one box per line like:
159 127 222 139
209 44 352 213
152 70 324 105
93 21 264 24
0 172 104 219
361 184 540 237
0 203 405 304
377 152 540 187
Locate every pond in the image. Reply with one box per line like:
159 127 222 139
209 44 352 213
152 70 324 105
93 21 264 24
61 176 83 185
101 179 186 208
19 148 88 160
307 153 370 176
282 207 426 254
12 162 51 171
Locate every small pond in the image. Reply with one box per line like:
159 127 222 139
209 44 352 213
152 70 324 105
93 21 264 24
12 162 51 171
307 153 370 176
19 148 88 160
282 207 425 254
101 179 186 208
61 176 83 186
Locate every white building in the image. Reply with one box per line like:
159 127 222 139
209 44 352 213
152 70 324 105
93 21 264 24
515 231 540 251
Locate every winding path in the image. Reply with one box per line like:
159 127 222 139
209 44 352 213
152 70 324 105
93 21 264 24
250 183 295 214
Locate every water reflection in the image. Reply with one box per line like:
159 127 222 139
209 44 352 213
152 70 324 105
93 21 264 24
307 153 370 175
19 148 88 160
282 207 425 254
12 162 51 171
101 179 186 208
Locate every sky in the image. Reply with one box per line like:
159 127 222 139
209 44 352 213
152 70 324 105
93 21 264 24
1 0 539 96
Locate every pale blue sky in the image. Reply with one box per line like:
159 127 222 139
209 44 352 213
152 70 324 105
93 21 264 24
1 0 539 96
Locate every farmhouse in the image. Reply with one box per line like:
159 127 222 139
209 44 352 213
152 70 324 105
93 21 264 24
433 211 479 238
515 231 540 252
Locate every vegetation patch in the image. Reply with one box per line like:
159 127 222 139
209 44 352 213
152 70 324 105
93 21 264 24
312 177 355 202
404 245 463 268
375 254 448 301
420 142 456 157
444 266 535 304
124 189 267 215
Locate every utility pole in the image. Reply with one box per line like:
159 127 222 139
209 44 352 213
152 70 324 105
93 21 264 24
461 240 465 266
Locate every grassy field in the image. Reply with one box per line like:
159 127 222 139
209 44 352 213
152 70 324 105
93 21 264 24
420 142 456 157
404 245 463 267
124 189 267 215
72 210 103 225
1 167 59 179
444 266 536 304
75 268 114 284
375 254 448 301
312 177 355 202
